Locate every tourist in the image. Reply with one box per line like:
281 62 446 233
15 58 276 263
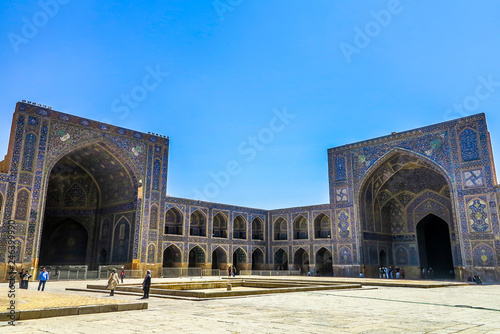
22 270 32 289
384 267 389 279
228 267 232 277
359 272 364 278
473 275 483 285
120 269 125 283
421 268 427 279
232 266 236 277
378 267 383 279
142 270 151 299
395 267 400 279
19 269 25 289
107 268 119 296
37 267 49 291
400 267 405 279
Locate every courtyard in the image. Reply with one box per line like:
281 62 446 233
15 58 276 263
1 277 499 333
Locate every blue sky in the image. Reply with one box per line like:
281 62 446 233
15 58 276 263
1 1 499 209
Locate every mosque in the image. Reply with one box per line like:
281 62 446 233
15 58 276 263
1 101 499 281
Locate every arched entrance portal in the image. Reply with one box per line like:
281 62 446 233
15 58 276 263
315 248 333 276
163 245 182 267
252 249 264 270
39 142 138 269
212 247 227 270
359 150 457 278
294 248 309 274
188 246 205 268
232 248 247 274
417 214 454 279
39 219 88 265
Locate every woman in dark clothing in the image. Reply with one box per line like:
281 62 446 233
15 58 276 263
22 270 32 289
142 270 151 299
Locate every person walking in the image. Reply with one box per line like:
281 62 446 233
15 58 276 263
37 267 49 291
142 270 151 299
120 269 125 283
107 268 119 296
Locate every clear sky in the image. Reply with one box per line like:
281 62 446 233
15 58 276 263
1 1 499 210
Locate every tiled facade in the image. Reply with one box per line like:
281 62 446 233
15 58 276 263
1 102 499 281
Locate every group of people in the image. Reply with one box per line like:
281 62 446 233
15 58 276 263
467 275 483 284
227 266 237 277
107 268 151 299
18 269 32 289
378 266 405 279
420 267 436 280
17 267 50 291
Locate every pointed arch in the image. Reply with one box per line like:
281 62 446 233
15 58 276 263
274 248 288 270
293 215 308 239
314 213 331 239
232 247 248 273
112 216 131 263
233 215 247 239
252 248 265 270
212 246 228 270
359 149 456 248
251 217 264 240
165 206 183 235
163 244 183 267
315 247 333 276
188 245 206 268
190 209 207 236
293 247 310 274
358 148 453 192
45 137 141 188
212 212 228 238
273 217 288 240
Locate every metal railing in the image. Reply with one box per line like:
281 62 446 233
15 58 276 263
39 266 89 280
239 270 301 276
161 268 220 277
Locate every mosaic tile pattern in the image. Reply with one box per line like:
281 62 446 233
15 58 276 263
468 199 490 232
473 243 494 266
459 128 480 162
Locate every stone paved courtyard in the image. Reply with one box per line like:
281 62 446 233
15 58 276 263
1 277 499 333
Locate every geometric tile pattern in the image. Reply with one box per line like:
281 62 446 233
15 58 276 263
463 169 484 188
468 199 490 232
335 188 348 202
